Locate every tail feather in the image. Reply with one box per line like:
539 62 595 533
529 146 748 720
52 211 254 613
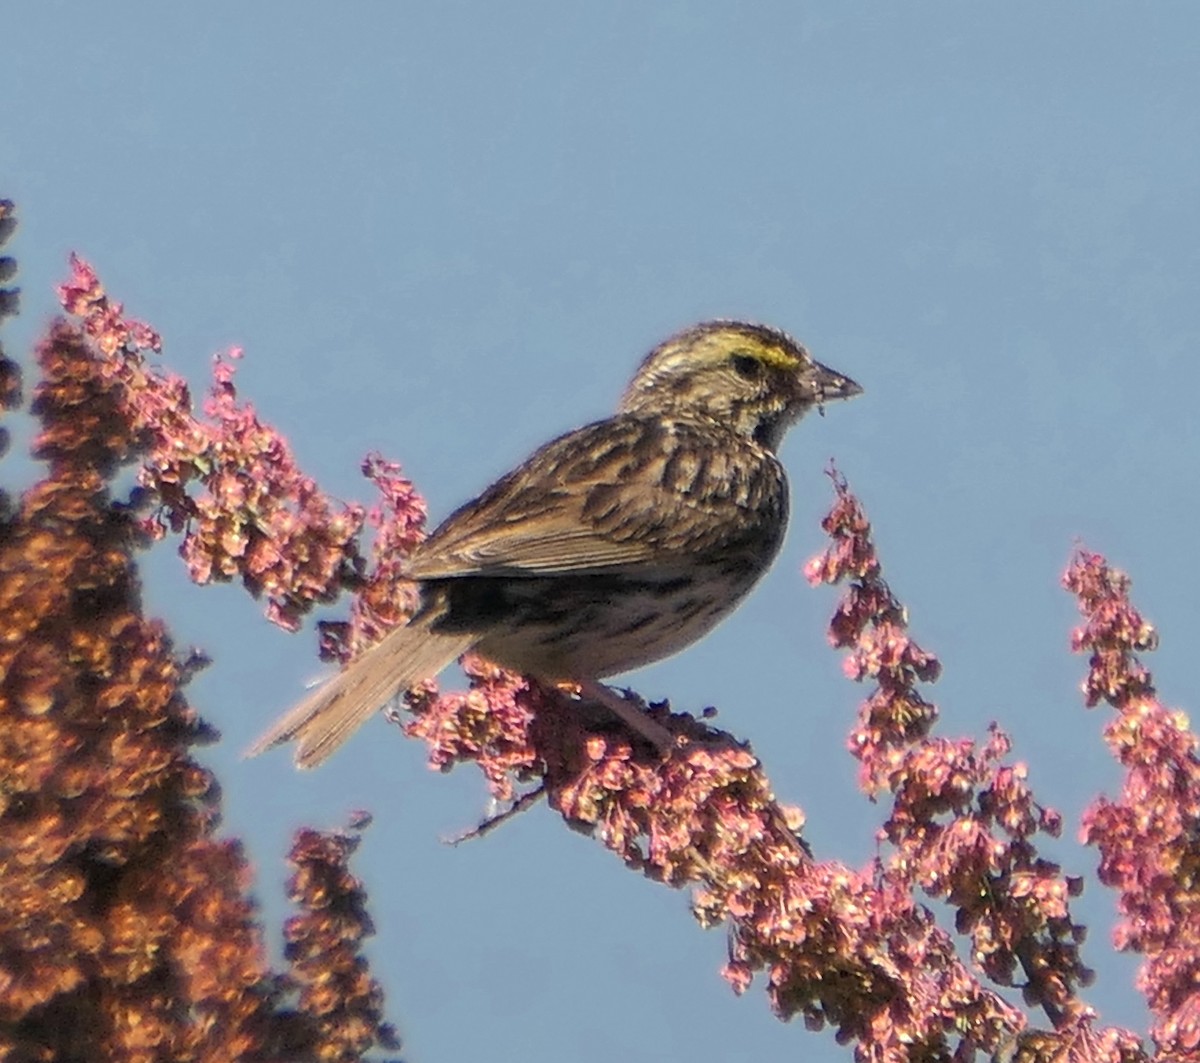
248 612 476 769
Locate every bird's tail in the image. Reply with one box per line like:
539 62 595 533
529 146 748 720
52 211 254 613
247 605 475 769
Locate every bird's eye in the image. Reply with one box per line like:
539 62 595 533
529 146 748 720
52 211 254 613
731 353 762 380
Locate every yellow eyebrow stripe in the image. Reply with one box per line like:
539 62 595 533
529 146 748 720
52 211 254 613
747 344 803 372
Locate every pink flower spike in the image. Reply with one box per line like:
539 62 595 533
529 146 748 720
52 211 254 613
1066 547 1200 1055
810 473 1092 1035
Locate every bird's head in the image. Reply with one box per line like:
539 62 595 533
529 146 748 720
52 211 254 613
619 320 862 450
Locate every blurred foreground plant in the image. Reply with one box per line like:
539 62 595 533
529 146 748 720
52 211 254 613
0 204 399 1062
2 205 1197 1062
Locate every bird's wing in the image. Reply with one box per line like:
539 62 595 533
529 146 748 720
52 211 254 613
406 415 787 580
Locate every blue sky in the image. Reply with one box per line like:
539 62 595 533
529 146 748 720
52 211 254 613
5 4 1200 1059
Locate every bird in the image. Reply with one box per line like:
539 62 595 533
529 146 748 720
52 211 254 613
250 321 861 768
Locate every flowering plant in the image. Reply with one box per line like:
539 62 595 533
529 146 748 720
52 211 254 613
2 207 1194 1061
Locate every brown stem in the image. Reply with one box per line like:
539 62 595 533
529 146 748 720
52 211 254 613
1014 937 1066 1029
445 785 546 845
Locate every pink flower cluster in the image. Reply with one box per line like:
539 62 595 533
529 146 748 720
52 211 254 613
1067 551 1200 1057
403 655 547 802
805 472 1145 1061
407 681 1020 1058
317 454 428 665
57 255 378 630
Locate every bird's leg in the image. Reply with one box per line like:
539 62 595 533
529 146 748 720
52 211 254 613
569 679 681 754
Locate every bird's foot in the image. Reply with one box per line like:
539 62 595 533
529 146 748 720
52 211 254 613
558 679 682 755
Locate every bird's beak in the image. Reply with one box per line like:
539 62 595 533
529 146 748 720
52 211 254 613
803 358 863 405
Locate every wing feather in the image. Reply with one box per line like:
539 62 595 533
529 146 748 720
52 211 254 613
406 415 786 581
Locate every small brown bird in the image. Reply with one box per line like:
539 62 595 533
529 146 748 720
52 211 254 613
251 321 861 767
